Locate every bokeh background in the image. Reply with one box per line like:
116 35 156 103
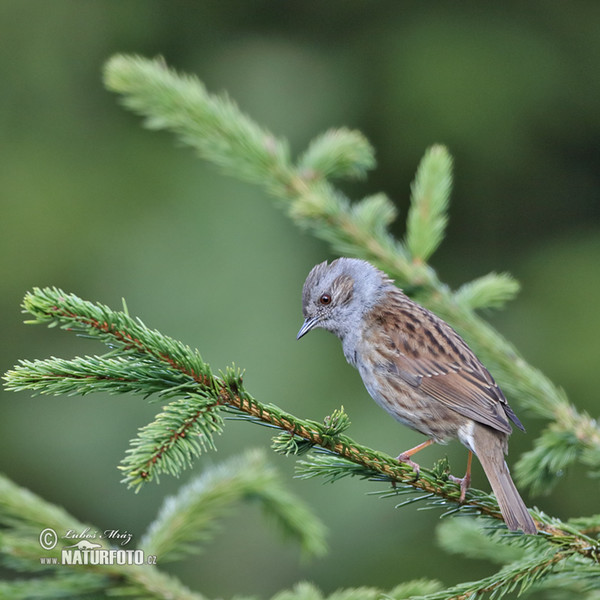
2 2 599 596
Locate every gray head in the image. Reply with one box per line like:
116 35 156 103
297 258 392 341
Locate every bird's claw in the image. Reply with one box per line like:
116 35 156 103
396 453 421 482
449 471 471 503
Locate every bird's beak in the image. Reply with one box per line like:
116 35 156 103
296 316 320 340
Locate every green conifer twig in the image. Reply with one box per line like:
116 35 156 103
0 451 327 599
4 287 599 566
0 459 439 600
140 449 327 560
0 473 208 600
419 550 568 600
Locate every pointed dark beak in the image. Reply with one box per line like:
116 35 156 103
296 316 320 340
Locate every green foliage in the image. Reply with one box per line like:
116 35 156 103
0 472 92 558
120 394 225 488
296 452 380 484
271 580 445 600
0 452 325 599
3 54 600 598
140 450 327 561
416 552 569 600
297 128 376 180
454 272 521 311
4 287 599 598
104 55 291 194
436 519 528 565
405 144 452 262
0 574 111 600
5 287 458 500
515 427 583 496
435 517 600 600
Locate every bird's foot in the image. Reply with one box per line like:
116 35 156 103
396 452 421 481
394 439 435 482
449 450 473 502
449 471 471 503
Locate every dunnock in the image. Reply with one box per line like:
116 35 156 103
297 258 536 534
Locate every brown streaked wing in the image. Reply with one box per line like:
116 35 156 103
364 291 514 435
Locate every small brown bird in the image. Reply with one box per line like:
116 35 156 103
297 258 536 534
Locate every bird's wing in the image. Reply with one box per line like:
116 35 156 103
363 293 522 435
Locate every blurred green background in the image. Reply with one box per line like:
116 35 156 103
1 1 599 596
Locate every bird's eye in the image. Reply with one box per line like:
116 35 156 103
319 293 332 305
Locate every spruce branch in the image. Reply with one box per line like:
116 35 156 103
120 394 225 488
416 550 569 600
436 519 527 565
433 520 600 600
103 55 292 195
3 287 436 494
0 450 325 599
453 272 521 311
0 473 208 600
0 574 111 600
405 144 452 263
297 128 376 181
0 465 443 599
140 449 326 561
103 54 600 493
272 580 446 600
271 580 445 600
515 427 587 496
4 288 600 568
0 467 93 551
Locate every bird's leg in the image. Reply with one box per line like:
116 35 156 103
396 439 435 480
449 450 473 502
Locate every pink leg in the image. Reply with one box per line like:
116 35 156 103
449 450 473 502
396 439 435 478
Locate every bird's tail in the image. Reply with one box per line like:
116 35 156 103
473 426 537 534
